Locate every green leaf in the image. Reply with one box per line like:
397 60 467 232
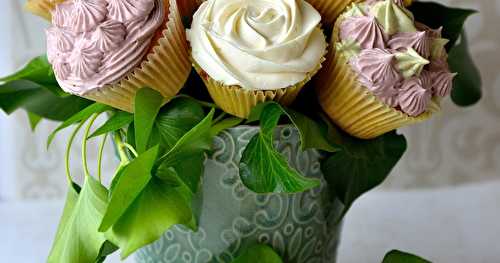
95 241 119 263
47 103 109 148
248 102 337 153
232 244 283 263
321 129 407 219
211 116 243 136
449 31 482 106
47 176 109 263
240 103 320 193
134 88 164 154
154 97 205 151
27 112 42 131
99 146 159 232
105 177 192 259
382 250 432 263
89 111 133 139
409 2 476 50
0 80 92 119
157 109 215 193
0 55 55 85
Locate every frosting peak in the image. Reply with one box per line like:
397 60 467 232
395 48 430 78
340 15 387 49
398 77 432 116
432 71 456 97
388 31 431 58
188 0 327 90
371 0 416 35
48 0 165 95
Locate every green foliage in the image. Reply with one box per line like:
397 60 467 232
89 111 133 139
232 244 283 263
99 146 159 232
0 56 92 123
240 103 322 193
410 2 481 107
321 128 407 219
382 250 432 263
409 2 476 50
448 32 482 106
133 88 164 154
48 176 109 263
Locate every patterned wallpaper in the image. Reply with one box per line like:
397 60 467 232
1 0 499 200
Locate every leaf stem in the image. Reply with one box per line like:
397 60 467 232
123 143 138 158
65 121 86 185
82 114 99 178
113 131 130 165
97 132 109 183
212 112 227 125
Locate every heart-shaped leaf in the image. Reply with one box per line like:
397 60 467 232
232 244 283 263
134 88 164 154
382 250 432 263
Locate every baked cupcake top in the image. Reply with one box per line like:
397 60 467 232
187 0 327 91
336 0 456 116
46 0 165 95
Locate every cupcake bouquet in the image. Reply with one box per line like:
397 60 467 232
0 0 481 262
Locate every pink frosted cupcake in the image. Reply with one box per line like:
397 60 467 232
43 0 191 112
317 0 456 139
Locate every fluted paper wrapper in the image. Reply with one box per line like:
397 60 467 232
25 0 66 20
84 0 190 112
316 4 439 140
193 61 323 119
25 0 191 112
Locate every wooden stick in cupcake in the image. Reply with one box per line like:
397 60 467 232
317 0 456 139
187 0 328 118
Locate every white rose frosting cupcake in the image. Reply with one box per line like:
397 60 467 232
187 0 327 118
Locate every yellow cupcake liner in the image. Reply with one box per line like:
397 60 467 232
193 60 323 119
25 0 66 20
316 3 439 140
25 0 191 113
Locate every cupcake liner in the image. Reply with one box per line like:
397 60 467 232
193 59 324 119
83 0 191 112
26 0 191 112
316 6 440 139
25 0 66 20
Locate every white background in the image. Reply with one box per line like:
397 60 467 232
1 0 499 262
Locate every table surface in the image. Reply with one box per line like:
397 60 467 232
1 180 499 263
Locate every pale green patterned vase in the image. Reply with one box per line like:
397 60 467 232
135 126 343 263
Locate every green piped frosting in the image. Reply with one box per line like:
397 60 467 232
335 40 362 60
395 48 430 78
371 0 417 35
344 3 366 17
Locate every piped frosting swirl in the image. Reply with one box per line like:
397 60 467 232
46 0 165 95
337 0 456 116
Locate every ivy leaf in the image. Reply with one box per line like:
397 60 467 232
448 31 482 106
47 176 109 263
409 2 476 50
321 129 407 219
0 55 56 85
27 112 42 131
0 80 92 120
232 244 283 263
154 97 205 151
89 111 133 139
134 88 164 154
248 102 337 153
210 116 243 136
105 177 192 259
157 109 215 194
47 103 109 148
382 250 432 263
99 146 159 232
240 103 320 193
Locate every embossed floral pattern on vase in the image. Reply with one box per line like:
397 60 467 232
135 126 343 263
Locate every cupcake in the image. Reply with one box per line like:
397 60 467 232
42 0 191 112
317 0 455 139
187 0 328 118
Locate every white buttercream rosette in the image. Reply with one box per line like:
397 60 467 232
188 0 327 90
